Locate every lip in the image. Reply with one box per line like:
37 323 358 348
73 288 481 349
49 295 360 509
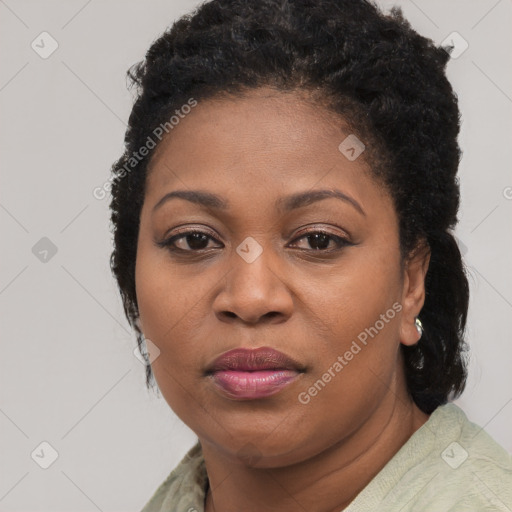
205 347 305 400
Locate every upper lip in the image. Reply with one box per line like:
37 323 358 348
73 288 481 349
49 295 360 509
206 346 305 373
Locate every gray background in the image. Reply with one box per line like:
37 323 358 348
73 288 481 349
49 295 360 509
1 0 511 510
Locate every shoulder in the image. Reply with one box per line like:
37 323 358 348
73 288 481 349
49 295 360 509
429 403 511 475
346 402 512 512
431 403 512 509
140 441 207 512
395 403 512 511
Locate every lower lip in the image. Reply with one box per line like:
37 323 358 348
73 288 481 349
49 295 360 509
209 370 302 399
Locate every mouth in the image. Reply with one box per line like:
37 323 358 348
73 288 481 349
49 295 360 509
205 346 306 400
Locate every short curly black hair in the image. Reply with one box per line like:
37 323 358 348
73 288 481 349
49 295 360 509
109 0 470 415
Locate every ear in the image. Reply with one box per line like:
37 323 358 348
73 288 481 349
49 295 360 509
399 240 431 346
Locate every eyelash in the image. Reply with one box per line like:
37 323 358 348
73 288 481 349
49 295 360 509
156 228 353 255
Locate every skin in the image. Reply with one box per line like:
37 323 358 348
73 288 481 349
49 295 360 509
135 86 431 512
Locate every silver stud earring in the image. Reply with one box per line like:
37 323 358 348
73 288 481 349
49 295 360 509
415 317 423 338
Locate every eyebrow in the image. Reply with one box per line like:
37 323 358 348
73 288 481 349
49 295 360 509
152 188 365 216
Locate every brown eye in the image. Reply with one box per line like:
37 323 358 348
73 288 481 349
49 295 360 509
289 231 351 251
157 230 223 252
156 228 352 255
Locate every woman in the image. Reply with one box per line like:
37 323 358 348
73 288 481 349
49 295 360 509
109 0 512 510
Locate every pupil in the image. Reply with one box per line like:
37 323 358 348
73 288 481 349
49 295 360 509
183 233 332 251
309 233 329 250
187 233 208 250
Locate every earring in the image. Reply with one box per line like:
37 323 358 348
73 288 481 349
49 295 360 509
415 317 423 338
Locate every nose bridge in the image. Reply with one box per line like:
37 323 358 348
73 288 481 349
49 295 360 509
236 243 274 292
231 235 280 300
213 236 293 323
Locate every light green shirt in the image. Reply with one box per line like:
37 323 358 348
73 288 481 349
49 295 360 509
141 403 512 511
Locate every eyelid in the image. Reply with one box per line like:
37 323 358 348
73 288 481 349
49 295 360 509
288 230 352 251
291 223 351 240
156 223 353 253
159 224 220 242
155 226 223 251
161 222 350 242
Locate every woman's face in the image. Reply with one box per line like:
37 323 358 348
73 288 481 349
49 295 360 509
135 87 424 466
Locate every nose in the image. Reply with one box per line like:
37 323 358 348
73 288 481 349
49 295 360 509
212 248 294 325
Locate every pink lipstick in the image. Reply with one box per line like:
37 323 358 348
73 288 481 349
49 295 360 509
205 346 305 400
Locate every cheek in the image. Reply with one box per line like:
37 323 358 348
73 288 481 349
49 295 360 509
304 246 402 347
295 247 403 402
292 286 403 456
135 250 207 423
135 236 201 367
301 287 402 400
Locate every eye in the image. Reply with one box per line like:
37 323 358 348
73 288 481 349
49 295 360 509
157 228 352 254
157 230 223 253
289 230 351 251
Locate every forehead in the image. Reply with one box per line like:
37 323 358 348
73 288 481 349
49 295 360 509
149 90 344 165
143 88 388 216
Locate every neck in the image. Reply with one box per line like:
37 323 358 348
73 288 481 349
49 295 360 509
202 379 430 512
